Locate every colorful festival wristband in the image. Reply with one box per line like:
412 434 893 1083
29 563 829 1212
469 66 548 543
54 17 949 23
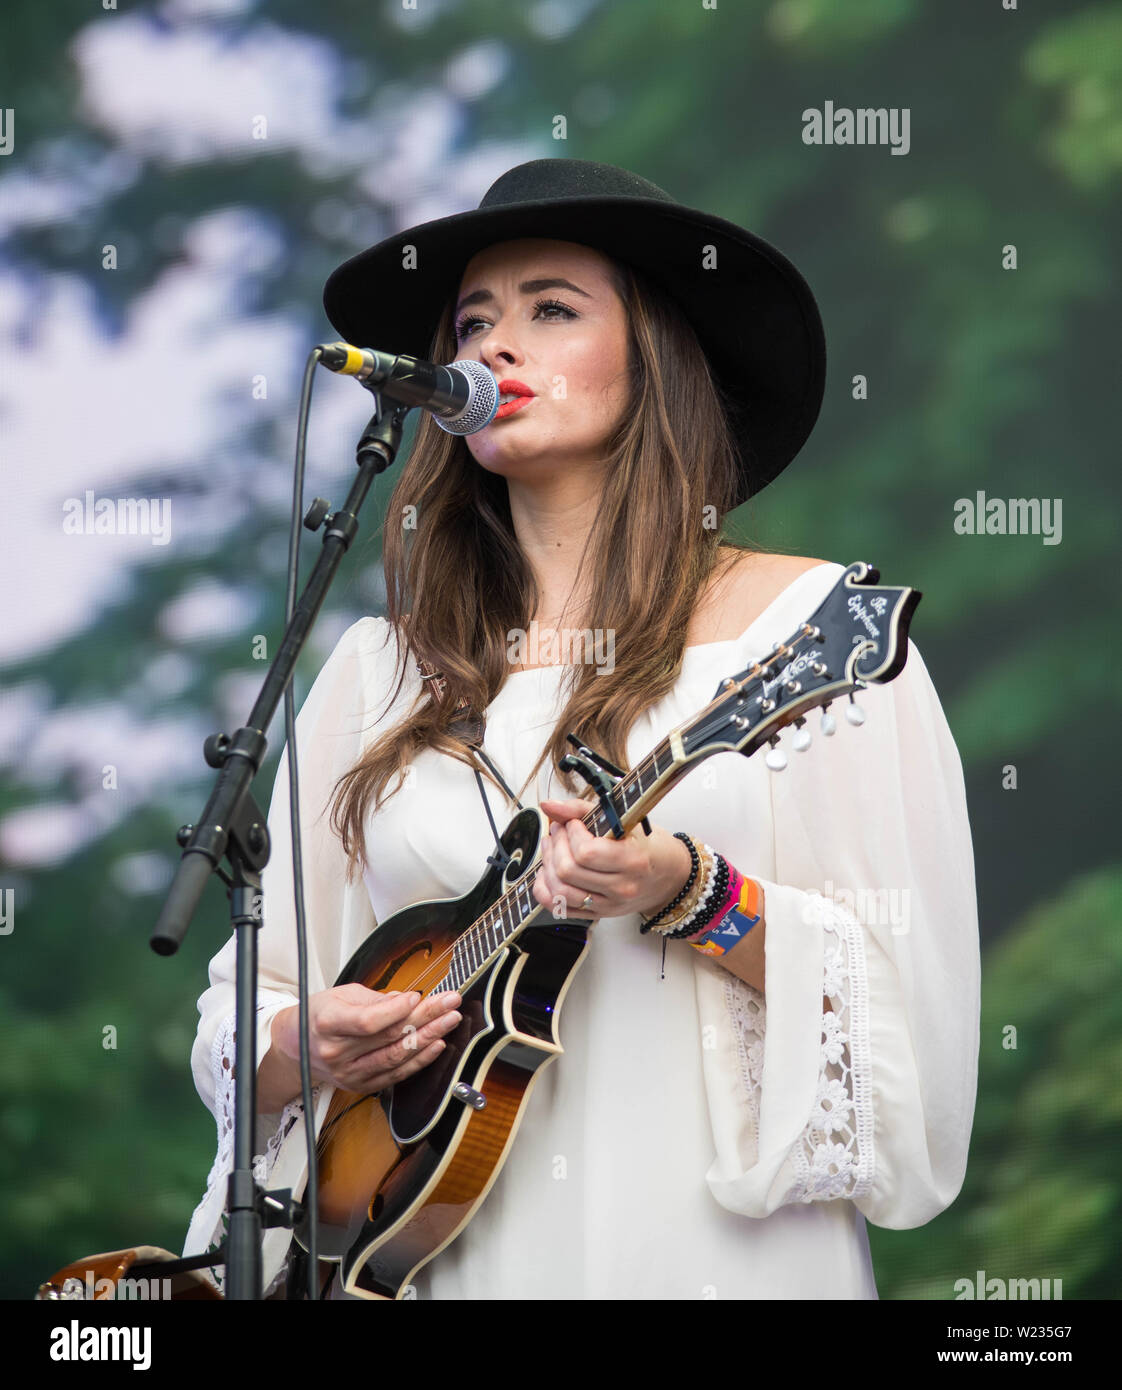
708 863 748 928
686 873 762 957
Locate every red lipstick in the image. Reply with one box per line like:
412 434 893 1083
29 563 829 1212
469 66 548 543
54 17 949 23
495 379 535 420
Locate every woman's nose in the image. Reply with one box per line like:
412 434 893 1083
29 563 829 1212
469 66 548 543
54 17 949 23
480 348 518 377
477 322 520 367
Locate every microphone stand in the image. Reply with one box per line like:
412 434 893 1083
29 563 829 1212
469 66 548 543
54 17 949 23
150 394 407 1299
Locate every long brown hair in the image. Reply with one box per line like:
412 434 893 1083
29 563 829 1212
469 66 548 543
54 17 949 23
329 254 758 881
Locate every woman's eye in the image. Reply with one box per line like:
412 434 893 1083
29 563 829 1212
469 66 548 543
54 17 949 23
533 298 576 323
455 299 575 340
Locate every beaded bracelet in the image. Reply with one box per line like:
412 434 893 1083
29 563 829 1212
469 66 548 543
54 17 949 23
651 838 720 935
676 850 734 936
643 835 722 935
643 837 721 937
662 847 727 938
655 843 716 935
639 832 701 934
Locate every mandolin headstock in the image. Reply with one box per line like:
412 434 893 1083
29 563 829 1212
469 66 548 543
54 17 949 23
680 562 921 762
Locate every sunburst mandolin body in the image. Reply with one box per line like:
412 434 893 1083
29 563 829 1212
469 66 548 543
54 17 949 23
301 805 590 1299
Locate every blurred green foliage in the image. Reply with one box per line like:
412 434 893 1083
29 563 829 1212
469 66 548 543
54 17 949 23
870 864 1122 1299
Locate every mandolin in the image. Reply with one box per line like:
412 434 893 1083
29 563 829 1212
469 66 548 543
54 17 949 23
298 561 921 1298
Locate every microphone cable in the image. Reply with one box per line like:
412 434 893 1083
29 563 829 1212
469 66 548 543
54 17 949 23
282 345 323 1300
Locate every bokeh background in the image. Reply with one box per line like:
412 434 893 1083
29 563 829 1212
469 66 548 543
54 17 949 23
2 0 1119 1300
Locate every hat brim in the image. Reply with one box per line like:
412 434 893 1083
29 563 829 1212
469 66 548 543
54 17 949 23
323 194 825 504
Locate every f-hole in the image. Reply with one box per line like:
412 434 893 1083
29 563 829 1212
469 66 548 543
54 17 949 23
502 847 523 886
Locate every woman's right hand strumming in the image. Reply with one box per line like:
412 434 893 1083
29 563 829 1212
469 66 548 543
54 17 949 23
257 984 463 1112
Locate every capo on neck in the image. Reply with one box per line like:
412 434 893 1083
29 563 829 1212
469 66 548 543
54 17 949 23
559 733 652 839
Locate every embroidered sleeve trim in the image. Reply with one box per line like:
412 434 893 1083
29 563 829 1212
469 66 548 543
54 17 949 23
722 903 874 1205
188 1007 318 1296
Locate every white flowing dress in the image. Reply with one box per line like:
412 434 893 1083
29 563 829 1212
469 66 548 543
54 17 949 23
182 560 980 1299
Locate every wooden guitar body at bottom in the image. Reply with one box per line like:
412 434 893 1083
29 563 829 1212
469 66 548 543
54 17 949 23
297 806 591 1300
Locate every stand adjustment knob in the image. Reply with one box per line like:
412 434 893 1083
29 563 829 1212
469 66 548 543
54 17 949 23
303 497 330 531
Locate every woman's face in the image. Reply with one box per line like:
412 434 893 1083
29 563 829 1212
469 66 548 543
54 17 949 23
451 238 631 486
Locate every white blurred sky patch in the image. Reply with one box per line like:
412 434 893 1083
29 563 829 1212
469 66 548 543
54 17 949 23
386 0 600 39
443 41 512 102
157 577 261 644
72 13 373 176
134 651 198 703
0 694 219 873
0 798 118 870
386 0 462 33
110 848 175 897
0 198 375 666
13 699 212 795
0 698 223 865
372 137 548 242
160 0 257 21
528 0 602 40
0 143 140 243
0 682 52 767
354 86 465 205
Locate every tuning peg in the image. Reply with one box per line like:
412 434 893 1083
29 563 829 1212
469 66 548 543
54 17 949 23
845 693 866 726
765 736 787 771
819 708 837 737
791 717 812 752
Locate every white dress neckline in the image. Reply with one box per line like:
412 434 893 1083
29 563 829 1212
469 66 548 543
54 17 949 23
500 562 833 676
488 562 834 710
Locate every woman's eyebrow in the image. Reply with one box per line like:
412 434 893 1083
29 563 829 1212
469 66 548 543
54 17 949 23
455 277 592 315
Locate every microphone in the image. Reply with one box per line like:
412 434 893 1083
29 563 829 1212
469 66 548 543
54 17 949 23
317 342 498 435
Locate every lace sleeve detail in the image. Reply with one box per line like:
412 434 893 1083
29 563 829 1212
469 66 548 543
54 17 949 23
198 1013 237 1242
722 907 875 1207
186 1008 319 1297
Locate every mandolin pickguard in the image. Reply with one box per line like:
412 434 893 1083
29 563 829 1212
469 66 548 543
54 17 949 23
386 953 507 1143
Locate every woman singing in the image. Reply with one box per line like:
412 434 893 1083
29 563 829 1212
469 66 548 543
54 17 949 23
183 159 980 1299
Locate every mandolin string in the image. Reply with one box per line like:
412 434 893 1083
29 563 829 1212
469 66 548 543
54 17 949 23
393 743 665 998
393 777 644 998
391 635 806 999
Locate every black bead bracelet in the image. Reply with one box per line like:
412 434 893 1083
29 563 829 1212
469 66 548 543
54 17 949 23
664 852 730 938
639 831 699 934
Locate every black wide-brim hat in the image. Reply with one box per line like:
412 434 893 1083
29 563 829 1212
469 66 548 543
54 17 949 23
323 158 826 506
